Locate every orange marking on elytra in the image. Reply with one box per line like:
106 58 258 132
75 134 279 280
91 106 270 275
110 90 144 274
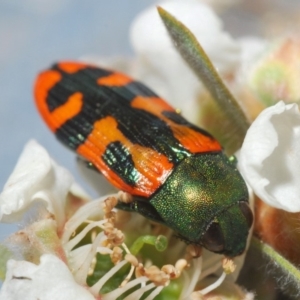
171 126 222 153
58 61 89 73
131 96 175 114
131 96 222 153
77 116 173 197
97 73 133 86
34 69 83 131
35 70 61 131
49 92 83 130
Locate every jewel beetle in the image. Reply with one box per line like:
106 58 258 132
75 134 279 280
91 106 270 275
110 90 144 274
34 61 253 257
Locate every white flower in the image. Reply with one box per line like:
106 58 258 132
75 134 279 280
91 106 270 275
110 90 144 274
130 0 241 122
0 141 252 299
199 0 241 11
0 140 74 227
239 101 300 212
0 254 95 300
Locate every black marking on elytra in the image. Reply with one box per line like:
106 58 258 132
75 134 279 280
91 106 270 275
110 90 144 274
102 141 139 186
162 110 215 139
126 81 158 98
46 63 207 162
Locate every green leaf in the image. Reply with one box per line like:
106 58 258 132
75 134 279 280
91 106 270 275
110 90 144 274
157 6 250 151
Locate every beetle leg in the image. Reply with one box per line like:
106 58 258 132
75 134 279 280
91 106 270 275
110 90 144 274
116 197 165 224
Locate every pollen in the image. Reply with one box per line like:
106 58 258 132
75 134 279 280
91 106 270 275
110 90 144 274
103 196 118 216
110 246 123 265
117 191 133 204
145 265 170 286
222 257 236 274
186 244 203 260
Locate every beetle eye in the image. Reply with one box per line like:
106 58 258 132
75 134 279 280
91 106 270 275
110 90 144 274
202 221 225 253
239 202 253 228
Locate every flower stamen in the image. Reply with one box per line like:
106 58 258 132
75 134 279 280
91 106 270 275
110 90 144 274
62 195 115 243
198 271 226 296
60 189 239 298
181 255 203 299
90 260 129 295
120 254 139 287
101 276 149 300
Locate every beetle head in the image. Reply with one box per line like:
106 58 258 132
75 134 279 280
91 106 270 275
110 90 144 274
150 152 253 257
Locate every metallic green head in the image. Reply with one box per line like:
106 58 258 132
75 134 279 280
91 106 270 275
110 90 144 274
150 152 253 257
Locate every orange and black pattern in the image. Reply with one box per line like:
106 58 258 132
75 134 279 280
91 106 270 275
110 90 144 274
34 61 222 197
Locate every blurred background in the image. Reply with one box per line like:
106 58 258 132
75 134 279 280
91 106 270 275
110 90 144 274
0 0 299 238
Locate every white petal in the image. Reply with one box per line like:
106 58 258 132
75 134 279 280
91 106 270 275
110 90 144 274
0 140 73 224
202 0 241 11
0 254 95 300
237 37 268 83
239 101 300 212
130 0 240 121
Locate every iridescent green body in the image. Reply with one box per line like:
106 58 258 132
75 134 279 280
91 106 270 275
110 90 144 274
118 152 252 257
151 152 250 256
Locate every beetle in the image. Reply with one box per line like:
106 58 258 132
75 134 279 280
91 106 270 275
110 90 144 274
34 61 253 257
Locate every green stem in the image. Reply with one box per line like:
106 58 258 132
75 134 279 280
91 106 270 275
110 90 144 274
130 235 168 256
157 7 250 147
251 236 300 290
